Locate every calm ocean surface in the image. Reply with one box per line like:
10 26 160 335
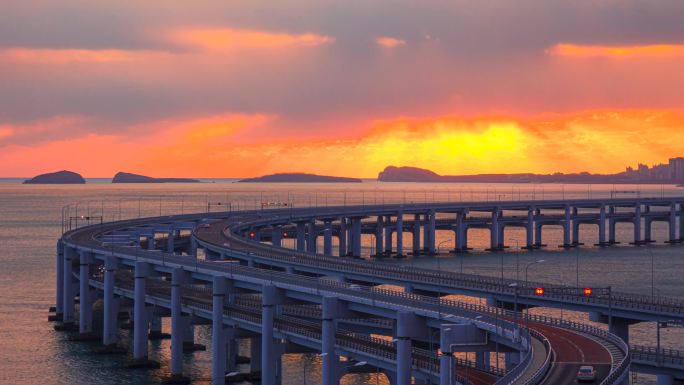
1 180 682 385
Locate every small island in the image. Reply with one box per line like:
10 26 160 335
23 170 86 184
112 172 200 183
238 173 362 183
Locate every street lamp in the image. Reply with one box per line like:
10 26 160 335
525 259 545 285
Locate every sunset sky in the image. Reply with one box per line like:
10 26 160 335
1 1 684 178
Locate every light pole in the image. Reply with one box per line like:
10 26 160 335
508 283 519 325
525 259 545 285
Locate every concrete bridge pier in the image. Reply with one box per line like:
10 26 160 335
262 285 283 385
352 218 362 257
272 225 282 248
505 351 521 371
338 218 347 257
170 268 188 381
644 217 654 243
79 250 94 335
608 212 617 244
597 205 607 245
668 204 678 243
323 221 333 256
211 276 227 385
385 216 393 255
475 351 490 370
396 311 426 385
62 247 76 326
55 241 64 319
167 231 175 253
412 214 421 255
396 212 404 257
133 262 151 363
489 209 500 251
525 209 534 249
322 297 342 385
633 204 643 245
296 222 306 252
422 210 435 254
439 352 451 385
534 222 543 248
572 221 581 246
375 217 384 256
562 205 572 248
307 220 317 253
103 256 120 347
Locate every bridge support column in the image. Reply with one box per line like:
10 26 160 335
505 351 520 371
212 276 227 384
396 311 425 385
572 209 581 245
375 216 384 256
490 208 500 251
190 237 198 258
103 256 120 346
262 285 281 385
562 205 572 247
167 231 175 253
413 214 421 254
55 241 64 318
170 268 188 380
79 251 93 335
307 220 317 253
133 262 150 361
526 209 534 249
338 218 347 257
272 226 282 248
62 247 75 325
296 222 306 252
669 204 678 243
598 205 607 245
147 234 156 250
634 203 642 244
645 217 653 243
352 218 362 257
385 216 393 254
322 221 332 256
322 297 341 385
439 352 451 385
609 218 617 244
396 212 404 257
475 351 489 369
428 210 436 254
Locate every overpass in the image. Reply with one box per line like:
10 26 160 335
50 198 684 385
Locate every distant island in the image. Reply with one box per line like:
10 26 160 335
378 163 684 184
112 172 200 183
23 170 86 184
238 173 362 183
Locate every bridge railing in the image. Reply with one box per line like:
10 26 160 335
631 345 684 366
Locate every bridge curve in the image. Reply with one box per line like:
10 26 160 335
50 199 684 384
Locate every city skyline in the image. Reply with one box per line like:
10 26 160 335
1 1 684 177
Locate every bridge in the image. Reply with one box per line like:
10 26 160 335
50 198 684 385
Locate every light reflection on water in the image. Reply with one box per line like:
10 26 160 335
0 180 682 385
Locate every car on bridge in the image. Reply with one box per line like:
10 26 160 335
577 365 597 382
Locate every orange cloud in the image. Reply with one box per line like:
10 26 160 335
3 110 684 178
376 37 405 48
169 28 334 52
0 48 170 64
548 43 684 58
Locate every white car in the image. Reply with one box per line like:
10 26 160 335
577 365 596 382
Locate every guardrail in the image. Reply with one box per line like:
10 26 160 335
631 345 684 366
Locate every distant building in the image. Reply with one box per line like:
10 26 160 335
670 157 684 181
